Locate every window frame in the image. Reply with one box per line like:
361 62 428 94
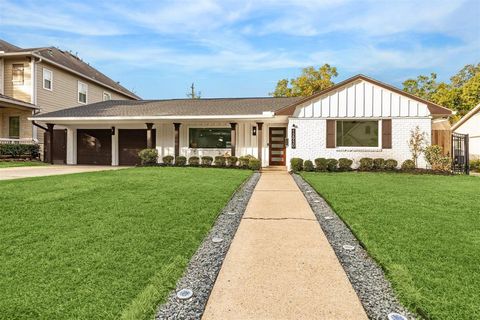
78 81 88 104
335 119 382 149
12 64 24 85
188 127 232 149
42 68 53 91
103 91 112 101
9 116 20 139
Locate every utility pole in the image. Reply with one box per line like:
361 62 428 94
186 83 201 99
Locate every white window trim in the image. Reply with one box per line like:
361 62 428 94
335 119 382 149
78 81 88 104
103 91 112 101
42 68 53 91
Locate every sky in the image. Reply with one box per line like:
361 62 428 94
0 0 479 99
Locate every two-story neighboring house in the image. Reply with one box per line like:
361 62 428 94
0 39 140 160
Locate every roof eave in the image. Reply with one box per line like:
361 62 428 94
452 103 480 131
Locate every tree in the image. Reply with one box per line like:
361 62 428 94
402 73 439 101
408 126 428 167
271 64 338 97
186 83 201 99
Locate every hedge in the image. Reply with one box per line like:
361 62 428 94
0 144 40 158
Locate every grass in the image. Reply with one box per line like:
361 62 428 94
301 172 480 320
0 160 48 168
0 167 251 320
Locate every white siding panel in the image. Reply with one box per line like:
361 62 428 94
355 82 364 117
321 95 329 117
347 85 356 117
330 93 338 117
373 87 383 117
400 98 409 117
364 82 373 117
382 90 391 117
313 100 321 117
338 89 347 117
304 101 313 118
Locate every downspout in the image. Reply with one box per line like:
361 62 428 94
32 120 48 131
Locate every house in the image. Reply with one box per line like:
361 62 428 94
452 103 480 160
0 39 139 160
30 75 452 168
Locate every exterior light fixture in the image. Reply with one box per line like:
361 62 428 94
111 126 115 135
176 289 193 300
252 126 257 136
387 313 408 320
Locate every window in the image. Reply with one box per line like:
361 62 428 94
9 116 20 139
12 64 24 85
189 128 231 148
43 68 53 90
103 92 111 101
78 81 88 103
336 120 379 147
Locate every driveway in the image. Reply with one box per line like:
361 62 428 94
0 165 127 180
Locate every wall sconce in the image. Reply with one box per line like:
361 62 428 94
252 126 257 136
292 124 298 128
111 126 116 135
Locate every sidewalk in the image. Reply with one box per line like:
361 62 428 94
202 171 368 320
0 165 125 180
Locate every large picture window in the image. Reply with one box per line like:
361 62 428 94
336 120 379 147
189 128 231 148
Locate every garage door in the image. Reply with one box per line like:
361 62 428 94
77 129 112 165
119 129 156 165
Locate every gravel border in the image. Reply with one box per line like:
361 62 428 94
156 172 260 320
292 174 415 320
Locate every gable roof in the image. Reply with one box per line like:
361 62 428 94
32 97 302 120
0 40 140 100
276 74 452 117
452 103 480 131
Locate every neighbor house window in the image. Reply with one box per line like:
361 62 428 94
43 68 53 90
9 116 20 139
103 92 111 101
78 81 88 103
336 120 379 147
12 64 24 85
189 128 231 148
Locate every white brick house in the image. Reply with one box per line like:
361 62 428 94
31 75 452 168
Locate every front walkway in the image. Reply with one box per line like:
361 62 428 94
0 165 126 180
202 171 368 320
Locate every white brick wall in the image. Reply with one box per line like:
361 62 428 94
287 117 431 169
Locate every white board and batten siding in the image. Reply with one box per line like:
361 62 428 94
287 79 432 169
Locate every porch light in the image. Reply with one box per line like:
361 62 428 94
387 313 408 320
252 126 257 136
176 289 193 300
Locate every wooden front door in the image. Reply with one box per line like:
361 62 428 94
44 129 67 164
269 127 286 166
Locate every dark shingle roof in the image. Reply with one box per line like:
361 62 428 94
0 93 38 109
0 40 140 99
33 97 303 118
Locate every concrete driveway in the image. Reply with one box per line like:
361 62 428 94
0 165 127 181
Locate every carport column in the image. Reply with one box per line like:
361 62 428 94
146 123 154 149
230 122 237 156
46 123 55 164
256 122 263 163
66 128 76 165
173 123 181 157
111 127 118 166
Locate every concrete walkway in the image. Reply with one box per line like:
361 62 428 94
0 165 126 180
202 171 368 320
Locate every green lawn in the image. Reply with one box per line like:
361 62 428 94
0 161 48 168
301 172 480 320
0 167 251 320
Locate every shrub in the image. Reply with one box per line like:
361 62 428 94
385 159 398 170
326 158 338 171
290 158 304 172
0 144 40 158
226 156 238 167
424 145 452 172
314 158 328 171
188 156 200 166
175 156 187 166
401 159 416 171
359 158 374 171
214 156 226 167
248 158 261 170
138 148 158 165
338 158 353 171
239 155 255 168
470 159 480 172
201 156 213 166
162 155 174 165
373 158 385 170
303 160 314 172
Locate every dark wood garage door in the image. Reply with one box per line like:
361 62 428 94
44 129 67 164
119 129 156 165
77 129 112 165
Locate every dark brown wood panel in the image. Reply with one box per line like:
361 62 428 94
119 129 156 165
326 120 335 148
77 129 112 165
269 127 286 166
382 119 392 149
43 129 67 164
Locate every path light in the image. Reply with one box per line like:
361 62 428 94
314 200 320 203
306 190 312 193
176 289 193 300
388 313 408 320
212 237 223 243
226 211 236 215
343 245 355 251
324 216 333 220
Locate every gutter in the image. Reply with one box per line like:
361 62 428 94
32 120 48 131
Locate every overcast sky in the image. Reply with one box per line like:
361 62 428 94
1 0 479 99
